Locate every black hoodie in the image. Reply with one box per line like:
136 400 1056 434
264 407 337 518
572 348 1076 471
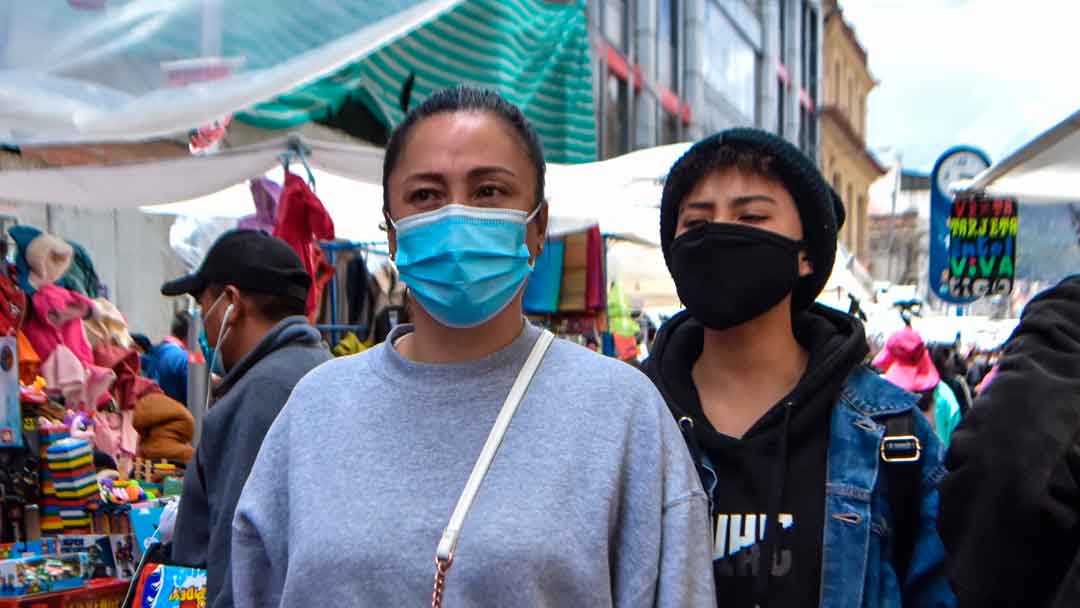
643 304 869 607
939 275 1080 608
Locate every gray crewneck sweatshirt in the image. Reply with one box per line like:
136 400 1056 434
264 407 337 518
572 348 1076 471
232 323 716 607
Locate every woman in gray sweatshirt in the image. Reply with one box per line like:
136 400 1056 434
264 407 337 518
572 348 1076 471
231 86 716 607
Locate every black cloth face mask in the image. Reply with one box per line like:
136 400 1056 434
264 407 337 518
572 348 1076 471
670 222 805 330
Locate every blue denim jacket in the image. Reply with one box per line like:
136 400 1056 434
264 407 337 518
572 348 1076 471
700 366 956 607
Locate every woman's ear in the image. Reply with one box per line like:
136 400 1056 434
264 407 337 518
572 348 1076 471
384 211 398 261
528 201 549 264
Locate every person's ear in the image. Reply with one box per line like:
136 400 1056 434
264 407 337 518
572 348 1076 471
221 285 242 326
527 201 549 264
799 250 814 278
384 210 398 261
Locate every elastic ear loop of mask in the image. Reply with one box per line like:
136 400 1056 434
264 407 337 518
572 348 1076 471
205 303 234 410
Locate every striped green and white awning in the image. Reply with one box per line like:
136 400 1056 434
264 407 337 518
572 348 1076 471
238 0 596 163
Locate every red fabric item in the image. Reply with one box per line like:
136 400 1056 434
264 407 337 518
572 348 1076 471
585 226 606 311
23 284 96 367
0 265 26 336
93 343 162 410
273 171 336 321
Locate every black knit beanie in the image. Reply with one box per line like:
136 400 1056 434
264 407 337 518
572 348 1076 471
660 128 846 311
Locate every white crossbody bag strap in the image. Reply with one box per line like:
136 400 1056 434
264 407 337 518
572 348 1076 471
432 329 555 608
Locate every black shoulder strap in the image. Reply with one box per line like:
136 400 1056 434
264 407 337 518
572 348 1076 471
882 410 921 583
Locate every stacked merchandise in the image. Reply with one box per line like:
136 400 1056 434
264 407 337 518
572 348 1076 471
36 422 69 536
46 438 96 535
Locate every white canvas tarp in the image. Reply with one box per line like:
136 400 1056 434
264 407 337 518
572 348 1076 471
968 107 1080 203
0 1 461 145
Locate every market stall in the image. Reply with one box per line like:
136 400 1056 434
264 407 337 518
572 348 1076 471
0 225 187 604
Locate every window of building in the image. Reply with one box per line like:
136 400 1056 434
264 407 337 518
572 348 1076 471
603 73 629 158
777 78 786 137
802 2 818 105
855 97 863 138
847 76 854 118
658 0 679 91
834 61 841 107
799 105 816 161
779 0 788 66
846 183 856 247
602 0 628 52
703 2 758 121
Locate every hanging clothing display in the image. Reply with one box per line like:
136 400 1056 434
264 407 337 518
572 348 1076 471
346 255 374 326
523 238 564 314
93 343 162 411
0 264 27 335
41 345 114 412
273 171 336 321
607 282 640 337
331 332 369 357
24 284 98 367
10 226 74 295
586 227 606 311
17 331 40 385
60 240 102 299
367 261 407 344
83 297 133 350
238 177 281 233
558 231 589 312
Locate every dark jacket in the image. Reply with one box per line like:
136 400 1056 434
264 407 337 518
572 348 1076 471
940 275 1080 608
171 316 330 608
645 304 955 607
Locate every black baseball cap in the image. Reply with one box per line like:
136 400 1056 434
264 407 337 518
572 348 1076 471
161 230 311 303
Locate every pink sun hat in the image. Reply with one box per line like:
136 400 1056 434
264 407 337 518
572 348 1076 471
873 327 941 392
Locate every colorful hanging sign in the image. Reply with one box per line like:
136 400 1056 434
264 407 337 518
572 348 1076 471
943 193 1018 299
928 147 992 303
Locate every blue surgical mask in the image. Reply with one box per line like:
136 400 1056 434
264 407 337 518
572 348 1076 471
391 203 542 328
198 292 232 398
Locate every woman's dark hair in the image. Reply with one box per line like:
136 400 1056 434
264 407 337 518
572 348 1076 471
381 86 546 213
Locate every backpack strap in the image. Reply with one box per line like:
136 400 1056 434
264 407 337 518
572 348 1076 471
881 409 922 583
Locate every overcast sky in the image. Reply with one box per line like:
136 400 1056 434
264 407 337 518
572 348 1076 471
839 0 1080 173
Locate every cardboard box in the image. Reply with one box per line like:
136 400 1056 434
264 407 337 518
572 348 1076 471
0 553 88 597
56 535 136 581
0 540 57 561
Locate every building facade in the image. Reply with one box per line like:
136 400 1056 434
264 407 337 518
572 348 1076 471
868 170 930 287
819 0 883 266
589 0 824 162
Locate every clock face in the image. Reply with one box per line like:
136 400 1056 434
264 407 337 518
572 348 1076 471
936 151 990 195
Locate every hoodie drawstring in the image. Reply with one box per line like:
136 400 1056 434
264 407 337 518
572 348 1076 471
754 400 793 608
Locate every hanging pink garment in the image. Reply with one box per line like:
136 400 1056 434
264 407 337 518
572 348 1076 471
238 177 281 233
24 284 97 366
94 343 162 410
93 410 138 463
41 345 114 411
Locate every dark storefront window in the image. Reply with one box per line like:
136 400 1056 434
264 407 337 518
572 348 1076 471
604 73 629 158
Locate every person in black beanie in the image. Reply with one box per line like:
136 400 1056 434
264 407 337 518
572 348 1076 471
643 128 955 607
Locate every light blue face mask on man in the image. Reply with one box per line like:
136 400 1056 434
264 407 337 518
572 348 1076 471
390 203 542 328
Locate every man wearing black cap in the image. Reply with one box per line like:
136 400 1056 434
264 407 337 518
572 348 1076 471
643 129 954 607
165 230 330 608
